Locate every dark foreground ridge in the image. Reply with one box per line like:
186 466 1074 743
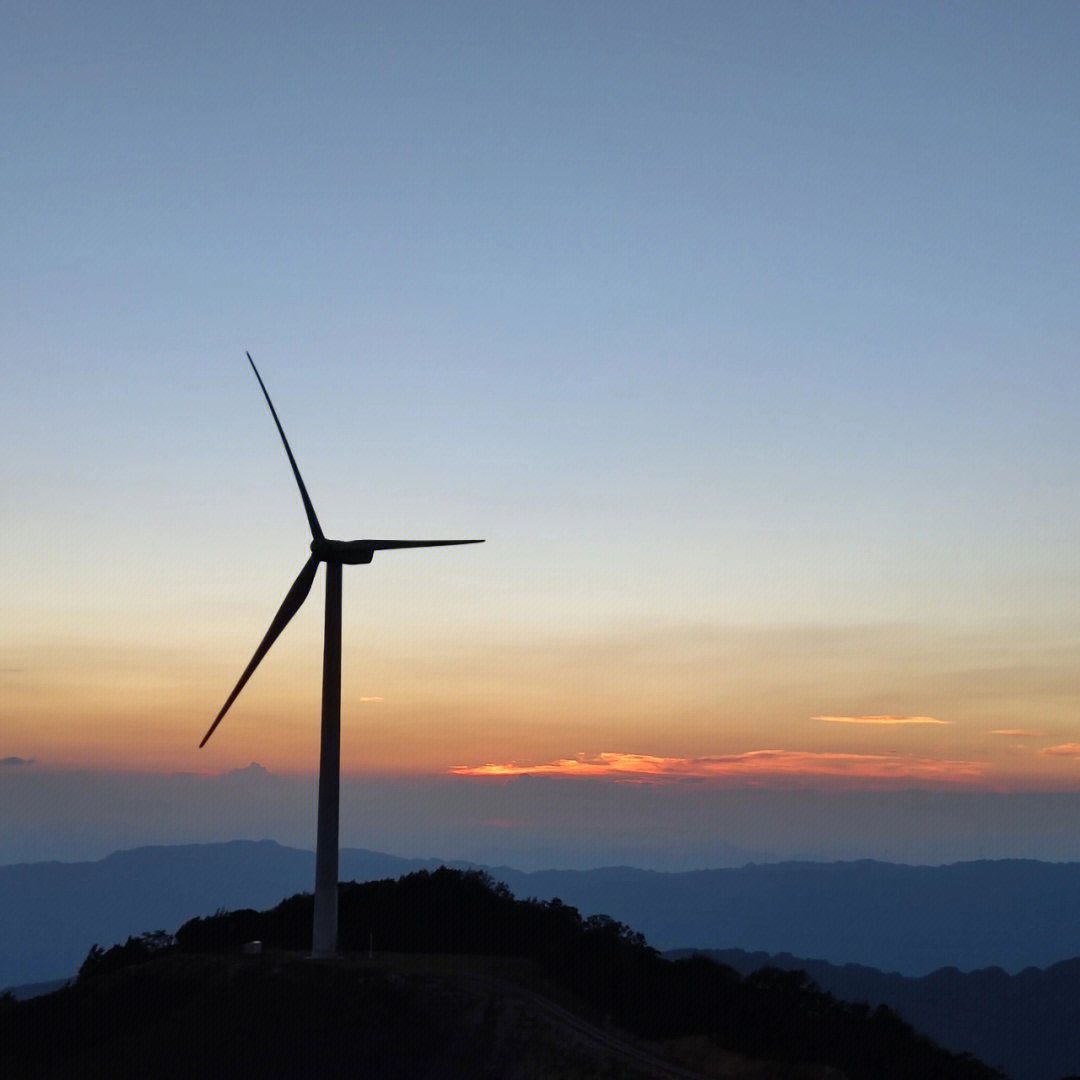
2 869 1006 1080
681 947 1080 1080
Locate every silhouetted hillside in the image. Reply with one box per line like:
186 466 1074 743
1 869 1005 1080
0 840 446 987
681 948 1080 1080
9 951 673 1080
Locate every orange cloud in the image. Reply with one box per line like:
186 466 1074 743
452 753 687 779
448 750 985 785
1041 744 1080 757
813 715 949 725
991 729 1045 738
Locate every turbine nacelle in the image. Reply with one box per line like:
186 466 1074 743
313 538 374 564
311 537 484 564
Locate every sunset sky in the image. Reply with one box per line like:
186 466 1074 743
4 2 1080 862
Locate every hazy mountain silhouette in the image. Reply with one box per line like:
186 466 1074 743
0 841 447 987
1 869 1004 1080
682 948 1080 1080
9 844 1080 989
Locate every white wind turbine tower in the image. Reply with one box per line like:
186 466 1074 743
200 353 483 957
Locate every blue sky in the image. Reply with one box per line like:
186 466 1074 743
4 2 1080 861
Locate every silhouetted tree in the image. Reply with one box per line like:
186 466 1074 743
43 869 1006 1080
78 930 174 981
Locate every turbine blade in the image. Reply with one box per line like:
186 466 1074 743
367 539 485 549
246 352 324 541
199 555 319 748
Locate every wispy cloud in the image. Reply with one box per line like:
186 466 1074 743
357 696 384 702
0 756 34 767
449 750 985 785
1041 744 1080 757
813 715 949 725
991 729 1046 738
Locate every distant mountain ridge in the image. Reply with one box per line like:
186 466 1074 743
493 858 1080 973
8 842 1080 989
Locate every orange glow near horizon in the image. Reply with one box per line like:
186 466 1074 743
10 612 1080 790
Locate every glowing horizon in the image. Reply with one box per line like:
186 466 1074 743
5 3 1080 864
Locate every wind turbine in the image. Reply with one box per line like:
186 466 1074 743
200 353 482 957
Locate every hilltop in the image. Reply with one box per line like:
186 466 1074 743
13 842 1080 990
1 868 1004 1080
